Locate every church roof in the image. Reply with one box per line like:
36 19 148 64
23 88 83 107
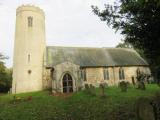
46 46 148 67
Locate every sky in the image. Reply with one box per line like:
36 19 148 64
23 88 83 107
0 0 123 67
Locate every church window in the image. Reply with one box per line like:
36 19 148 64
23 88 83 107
84 69 86 81
62 73 73 93
103 68 109 80
28 16 33 27
119 67 125 80
81 69 86 81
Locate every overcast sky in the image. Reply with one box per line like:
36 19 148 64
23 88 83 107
0 0 123 67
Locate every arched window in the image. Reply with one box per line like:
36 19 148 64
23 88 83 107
28 16 33 27
62 73 73 93
119 67 125 80
103 68 109 80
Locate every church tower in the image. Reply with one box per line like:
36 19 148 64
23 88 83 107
12 5 46 93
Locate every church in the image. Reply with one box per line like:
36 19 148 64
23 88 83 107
12 5 150 94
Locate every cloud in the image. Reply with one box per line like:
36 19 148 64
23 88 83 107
0 0 122 67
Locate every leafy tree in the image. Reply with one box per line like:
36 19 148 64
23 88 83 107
92 0 160 76
0 54 7 71
116 41 133 49
0 53 12 93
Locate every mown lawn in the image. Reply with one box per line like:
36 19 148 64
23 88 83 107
0 84 160 120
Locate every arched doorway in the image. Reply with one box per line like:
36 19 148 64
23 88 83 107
62 73 73 93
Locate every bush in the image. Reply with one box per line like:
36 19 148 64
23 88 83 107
0 69 12 93
136 72 150 90
0 54 12 93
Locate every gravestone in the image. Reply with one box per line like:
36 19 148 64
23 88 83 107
135 97 155 120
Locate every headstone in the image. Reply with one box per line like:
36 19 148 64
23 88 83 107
135 97 155 120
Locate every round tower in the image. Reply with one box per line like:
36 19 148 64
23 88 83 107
12 5 46 93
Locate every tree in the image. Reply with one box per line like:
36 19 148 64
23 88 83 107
116 41 133 48
0 53 12 93
92 0 160 75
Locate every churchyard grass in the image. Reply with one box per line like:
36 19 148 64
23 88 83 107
0 84 159 120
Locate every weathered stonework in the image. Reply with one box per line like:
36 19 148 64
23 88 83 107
85 68 104 86
42 69 52 89
51 62 80 93
84 66 151 86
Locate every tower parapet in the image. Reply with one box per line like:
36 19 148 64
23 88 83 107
16 4 45 17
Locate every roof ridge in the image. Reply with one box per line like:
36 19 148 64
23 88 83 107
47 46 103 49
47 46 135 51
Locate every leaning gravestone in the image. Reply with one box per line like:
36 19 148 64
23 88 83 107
151 93 160 119
89 84 96 96
137 81 146 90
135 97 155 120
99 83 105 97
119 81 128 92
84 84 90 91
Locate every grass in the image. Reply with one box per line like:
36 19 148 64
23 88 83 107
0 84 160 120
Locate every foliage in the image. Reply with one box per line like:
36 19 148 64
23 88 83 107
0 53 12 93
116 41 133 48
92 0 160 75
136 72 150 82
136 72 151 90
0 85 159 120
119 81 128 92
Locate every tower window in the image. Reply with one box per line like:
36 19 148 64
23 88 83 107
28 16 33 27
28 54 30 63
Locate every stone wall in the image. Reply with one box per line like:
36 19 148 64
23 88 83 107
85 67 104 86
42 68 52 89
85 66 150 86
52 62 80 93
47 62 150 93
